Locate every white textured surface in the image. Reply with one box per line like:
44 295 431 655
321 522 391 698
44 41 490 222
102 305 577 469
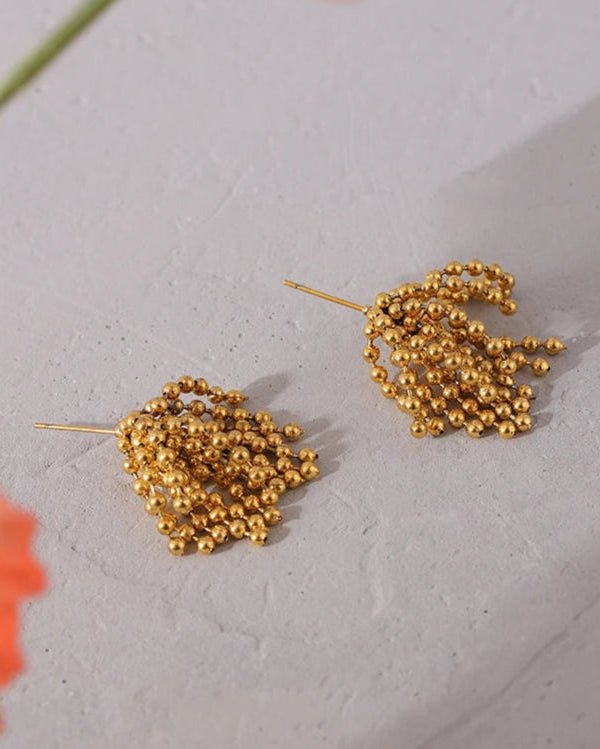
1 1 599 747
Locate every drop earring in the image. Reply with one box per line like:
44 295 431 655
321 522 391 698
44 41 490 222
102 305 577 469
35 375 320 555
284 260 565 439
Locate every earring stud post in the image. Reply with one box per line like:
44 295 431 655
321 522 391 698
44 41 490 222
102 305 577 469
283 280 366 313
34 422 116 435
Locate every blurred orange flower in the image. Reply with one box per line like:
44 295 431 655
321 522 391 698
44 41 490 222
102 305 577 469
0 492 45 728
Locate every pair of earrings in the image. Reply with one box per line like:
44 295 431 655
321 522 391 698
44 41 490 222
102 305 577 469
37 260 565 556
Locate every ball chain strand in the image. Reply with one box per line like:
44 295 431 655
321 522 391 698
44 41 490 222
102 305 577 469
362 260 565 439
115 377 319 555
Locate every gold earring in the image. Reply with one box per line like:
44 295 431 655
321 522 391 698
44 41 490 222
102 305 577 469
285 260 565 439
35 376 320 555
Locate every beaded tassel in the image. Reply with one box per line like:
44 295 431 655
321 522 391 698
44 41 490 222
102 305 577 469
285 259 565 439
362 260 565 438
115 376 319 554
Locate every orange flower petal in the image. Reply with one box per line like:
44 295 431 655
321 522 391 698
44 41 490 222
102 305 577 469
0 492 46 726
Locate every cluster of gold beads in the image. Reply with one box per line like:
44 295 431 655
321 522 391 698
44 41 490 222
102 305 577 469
115 376 319 555
363 260 565 439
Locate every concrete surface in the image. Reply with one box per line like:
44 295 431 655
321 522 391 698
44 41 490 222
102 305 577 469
1 1 599 747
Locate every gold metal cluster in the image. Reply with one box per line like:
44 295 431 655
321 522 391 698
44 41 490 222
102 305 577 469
115 376 319 555
363 260 566 438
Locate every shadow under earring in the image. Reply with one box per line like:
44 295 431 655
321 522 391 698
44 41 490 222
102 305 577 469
284 260 565 439
35 376 320 555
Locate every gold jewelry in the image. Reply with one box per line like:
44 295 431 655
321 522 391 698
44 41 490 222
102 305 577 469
285 260 565 439
35 376 319 555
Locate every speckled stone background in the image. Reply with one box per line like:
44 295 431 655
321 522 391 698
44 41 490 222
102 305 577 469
1 1 599 747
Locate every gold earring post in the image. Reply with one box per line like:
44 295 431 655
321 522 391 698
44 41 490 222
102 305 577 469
34 422 116 435
283 280 367 313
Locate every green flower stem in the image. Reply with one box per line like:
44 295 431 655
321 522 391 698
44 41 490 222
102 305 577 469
0 0 119 110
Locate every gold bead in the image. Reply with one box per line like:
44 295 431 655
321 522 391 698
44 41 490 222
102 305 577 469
415 384 432 402
211 432 229 450
531 357 550 376
448 409 465 428
426 343 444 362
261 489 280 506
521 336 539 352
478 384 497 404
544 337 565 355
178 375 195 393
244 495 261 511
269 477 287 493
263 507 283 526
178 523 195 542
427 418 445 436
229 519 247 539
495 402 512 419
380 382 397 399
388 302 403 319
190 512 208 530
447 308 467 328
426 302 445 321
247 513 265 530
363 345 380 362
398 369 418 387
466 259 484 276
446 275 464 292
461 369 479 387
497 420 516 439
226 389 245 405
211 524 229 544
122 458 138 474
485 338 504 357
467 320 485 340
514 413 533 432
375 292 391 308
208 386 224 403
445 260 463 275
193 377 209 395
512 397 530 413
404 397 422 414
168 537 186 556
391 349 411 367
444 353 462 370
172 496 193 514
228 502 245 519
298 447 318 462
145 493 167 515
284 469 303 488
133 478 151 496
498 273 515 289
410 421 427 439
162 382 181 400
157 514 176 535
283 423 303 441
300 462 320 481
370 366 388 383
443 384 460 401
208 507 228 523
485 263 503 280
498 359 517 375
517 384 534 399
231 446 250 464
465 419 484 438
249 528 268 546
197 535 215 555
